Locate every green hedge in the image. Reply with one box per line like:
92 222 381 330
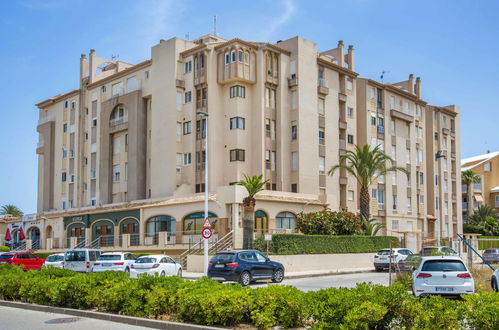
256 234 399 255
478 236 499 250
0 264 497 329
0 246 10 252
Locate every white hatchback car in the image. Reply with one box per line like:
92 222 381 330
374 248 414 271
93 252 136 273
43 253 65 269
130 254 182 279
412 256 474 297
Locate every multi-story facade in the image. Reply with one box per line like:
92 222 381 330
461 151 499 218
30 34 461 253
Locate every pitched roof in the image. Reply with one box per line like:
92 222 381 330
461 151 499 171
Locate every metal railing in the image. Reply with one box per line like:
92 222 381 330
31 240 41 250
318 78 329 87
130 233 140 246
13 241 27 251
109 115 128 127
178 230 233 268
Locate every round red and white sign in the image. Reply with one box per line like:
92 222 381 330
201 227 212 239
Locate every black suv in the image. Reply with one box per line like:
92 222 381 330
207 250 285 286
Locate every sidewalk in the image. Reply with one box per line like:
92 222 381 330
182 267 374 280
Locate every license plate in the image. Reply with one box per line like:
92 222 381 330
215 264 224 268
435 287 454 292
103 263 112 267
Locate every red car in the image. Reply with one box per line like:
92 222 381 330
0 253 45 271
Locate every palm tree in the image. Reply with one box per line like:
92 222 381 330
0 204 23 218
328 145 408 221
469 204 496 224
461 169 481 221
236 174 269 249
361 216 385 236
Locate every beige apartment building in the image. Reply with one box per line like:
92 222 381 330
461 151 499 219
29 34 461 254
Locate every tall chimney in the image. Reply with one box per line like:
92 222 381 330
415 77 422 98
347 45 355 71
408 74 414 94
89 49 96 83
337 40 344 67
79 54 87 81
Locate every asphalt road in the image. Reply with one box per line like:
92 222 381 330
250 271 390 291
0 306 152 330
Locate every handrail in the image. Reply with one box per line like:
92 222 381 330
86 237 102 249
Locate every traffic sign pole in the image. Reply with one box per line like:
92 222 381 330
202 112 209 277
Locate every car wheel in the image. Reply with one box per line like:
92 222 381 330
177 269 182 278
272 269 284 283
492 278 498 292
125 267 130 273
160 271 166 277
239 271 251 286
375 267 382 272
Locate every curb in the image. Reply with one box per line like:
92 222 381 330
0 300 221 329
182 268 375 280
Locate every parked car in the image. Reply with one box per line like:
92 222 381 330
412 256 474 297
491 267 499 292
397 254 422 272
420 246 458 256
43 253 65 269
64 249 102 273
207 250 285 286
130 254 182 279
482 248 499 264
0 253 45 271
374 248 414 271
93 252 136 273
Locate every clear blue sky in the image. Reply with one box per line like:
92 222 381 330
1 0 498 214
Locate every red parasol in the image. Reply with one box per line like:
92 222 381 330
19 227 25 240
4 228 11 241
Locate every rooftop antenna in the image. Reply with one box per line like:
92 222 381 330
380 70 390 83
213 15 217 36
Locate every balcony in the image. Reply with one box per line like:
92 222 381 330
451 152 456 160
339 120 347 130
36 141 44 154
442 127 450 135
339 139 346 150
37 115 55 126
176 78 185 89
338 92 347 103
288 76 298 88
390 109 414 122
109 115 128 127
317 78 329 95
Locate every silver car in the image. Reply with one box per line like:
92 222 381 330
43 253 65 269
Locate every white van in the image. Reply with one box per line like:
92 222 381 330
64 249 102 273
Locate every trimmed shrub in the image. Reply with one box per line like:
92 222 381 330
297 209 362 235
266 234 399 255
0 245 10 252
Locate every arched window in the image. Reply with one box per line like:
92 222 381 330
146 215 176 236
238 50 243 62
183 212 218 235
255 210 268 234
92 220 114 247
109 105 128 127
120 218 139 234
231 50 236 63
244 51 249 64
267 55 272 75
275 212 296 230
225 52 229 65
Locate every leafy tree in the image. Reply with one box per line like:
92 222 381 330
360 216 385 236
461 169 481 220
469 205 496 224
236 174 268 249
0 205 23 218
296 209 361 235
328 145 407 220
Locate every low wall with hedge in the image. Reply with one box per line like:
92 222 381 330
0 264 497 329
478 236 499 250
256 234 399 255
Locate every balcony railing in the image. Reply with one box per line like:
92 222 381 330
38 115 55 126
109 115 128 127
318 78 329 87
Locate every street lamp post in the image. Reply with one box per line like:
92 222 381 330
197 111 209 276
435 150 446 247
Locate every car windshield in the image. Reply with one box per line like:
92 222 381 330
0 255 13 259
47 255 64 262
484 249 499 253
65 251 86 262
421 260 466 272
98 255 122 261
136 257 156 263
211 253 235 263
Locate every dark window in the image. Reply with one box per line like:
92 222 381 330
347 135 354 144
184 91 192 103
64 101 68 108
230 149 245 161
271 183 277 190
421 260 466 272
230 85 245 98
291 125 297 140
230 117 245 130
376 88 382 108
200 54 205 68
183 121 191 135
62 172 67 182
291 184 297 192
63 124 67 132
